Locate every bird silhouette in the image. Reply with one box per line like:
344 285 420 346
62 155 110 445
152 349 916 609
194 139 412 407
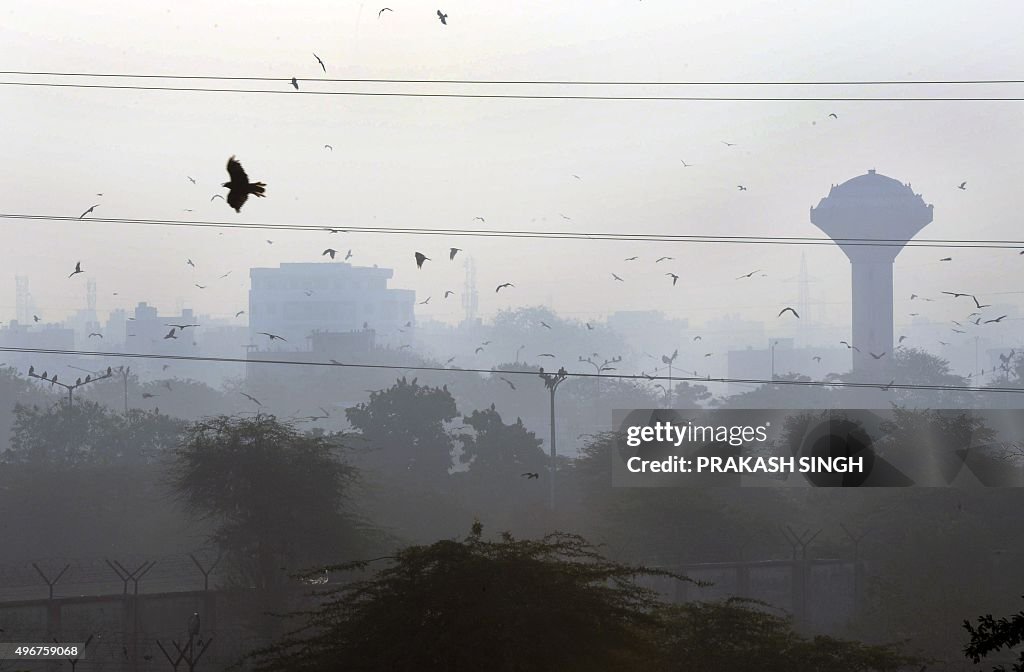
957 181 967 190
142 392 157 399
235 310 245 317
655 256 673 263
419 297 431 305
624 256 638 261
586 323 594 330
973 295 991 309
737 185 747 191
736 270 760 279
474 216 486 222
540 321 552 329
415 252 430 268
475 346 485 354
259 332 287 341
898 335 907 343
869 351 886 359
291 77 299 90
324 144 333 150
680 160 693 167
187 259 196 268
437 9 447 24
222 156 266 212
939 257 952 262
166 323 199 330
187 176 196 184
839 341 860 352
164 328 177 339
241 392 262 406
666 273 679 285
612 273 624 282
828 113 838 119
445 356 456 364
812 356 822 362
521 472 539 479
79 204 100 219
444 290 455 298
68 262 83 278
33 315 40 322
693 336 701 341
985 315 1008 324
211 194 225 201
498 376 516 390
942 291 970 298
378 7 393 17
721 141 737 146
195 284 207 289
323 248 337 259
538 353 556 358
313 53 326 72
450 248 461 260
778 307 800 318
88 332 103 338
496 283 514 292
344 249 353 260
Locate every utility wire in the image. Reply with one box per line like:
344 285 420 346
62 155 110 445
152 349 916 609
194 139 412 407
2 80 1023 101
4 214 1024 250
2 345 1020 394
3 71 1024 86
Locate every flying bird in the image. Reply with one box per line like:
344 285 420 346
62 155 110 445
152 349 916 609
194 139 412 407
235 310 246 317
475 346 485 354
437 9 447 24
496 283 514 292
721 141 737 146
444 290 455 298
538 353 556 358
473 216 485 222
985 315 1008 324
521 472 539 479
839 341 860 352
680 160 693 167
655 256 673 263
258 332 287 341
869 351 887 360
222 156 266 212
33 315 40 322
291 77 299 90
195 284 206 289
415 252 430 268
666 273 679 285
79 204 99 219
166 323 199 330
898 335 908 343
812 356 822 362
211 194 225 201
313 53 326 72
187 176 196 184
586 323 594 330
323 248 337 259
828 113 838 119
540 321 552 329
68 262 83 278
736 270 760 279
973 295 991 309
450 248 461 260
241 392 262 406
220 271 232 278
88 332 103 338
187 259 195 268
778 307 800 318
142 393 157 399
324 144 333 150
164 328 177 339
737 185 747 191
498 376 516 390
693 336 701 341
939 257 952 262
957 181 967 190
378 7 392 17
612 273 624 282
419 297 431 305
624 256 638 261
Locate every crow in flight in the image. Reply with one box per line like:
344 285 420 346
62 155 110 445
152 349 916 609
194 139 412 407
258 332 287 341
222 156 266 212
415 252 430 268
957 181 967 190
437 9 447 24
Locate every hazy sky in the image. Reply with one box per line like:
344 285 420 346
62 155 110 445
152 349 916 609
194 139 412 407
2 0 1023 335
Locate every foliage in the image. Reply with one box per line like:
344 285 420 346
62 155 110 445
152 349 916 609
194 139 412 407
656 598 921 672
963 597 1024 672
250 524 680 672
346 377 459 488
169 414 366 590
5 400 185 466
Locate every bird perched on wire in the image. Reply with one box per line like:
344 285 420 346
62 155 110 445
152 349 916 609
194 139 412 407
222 156 266 212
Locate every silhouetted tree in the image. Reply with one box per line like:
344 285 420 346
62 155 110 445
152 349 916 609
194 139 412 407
250 523 680 672
170 414 366 591
963 596 1024 671
346 377 459 488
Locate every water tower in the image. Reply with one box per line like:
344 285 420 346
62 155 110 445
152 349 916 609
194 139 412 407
810 170 933 378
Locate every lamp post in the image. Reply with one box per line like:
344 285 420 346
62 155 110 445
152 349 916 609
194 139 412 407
27 365 113 410
539 366 568 511
515 344 526 364
770 340 779 382
578 354 621 398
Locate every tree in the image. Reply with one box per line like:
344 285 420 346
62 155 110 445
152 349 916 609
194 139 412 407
963 596 1024 671
346 377 459 488
250 523 680 672
458 404 546 478
656 598 920 672
170 414 366 591
5 400 184 466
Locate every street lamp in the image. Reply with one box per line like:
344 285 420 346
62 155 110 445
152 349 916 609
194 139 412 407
27 365 113 409
539 366 568 511
578 354 622 398
515 344 526 364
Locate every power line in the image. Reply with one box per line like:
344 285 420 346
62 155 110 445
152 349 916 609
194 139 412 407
2 80 1023 101
4 71 1024 86
4 214 1024 250
1 345 1020 394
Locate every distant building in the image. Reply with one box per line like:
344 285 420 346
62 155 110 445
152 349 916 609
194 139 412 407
727 339 850 394
249 263 415 346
